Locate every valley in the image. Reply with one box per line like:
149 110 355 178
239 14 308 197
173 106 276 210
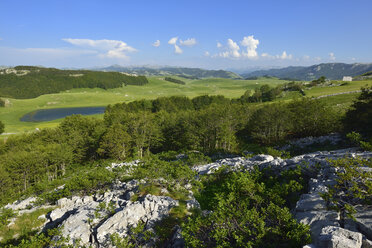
0 76 286 134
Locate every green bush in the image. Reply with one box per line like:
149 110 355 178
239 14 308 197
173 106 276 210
183 169 311 247
343 86 372 139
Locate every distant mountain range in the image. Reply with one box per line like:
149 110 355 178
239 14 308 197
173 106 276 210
93 65 243 79
242 63 372 81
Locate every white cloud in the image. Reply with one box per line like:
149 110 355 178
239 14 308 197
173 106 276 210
168 37 178 45
215 36 259 59
62 38 136 59
204 51 210 57
152 40 160 47
303 55 310 60
174 44 183 54
280 51 292 60
215 39 240 58
240 35 259 58
180 38 197 47
329 52 335 61
261 53 273 59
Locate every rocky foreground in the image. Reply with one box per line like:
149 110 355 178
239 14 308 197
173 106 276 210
4 147 372 248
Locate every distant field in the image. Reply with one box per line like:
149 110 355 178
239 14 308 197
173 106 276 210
0 77 370 135
0 76 286 134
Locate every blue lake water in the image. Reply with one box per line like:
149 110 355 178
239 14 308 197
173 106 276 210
20 107 106 122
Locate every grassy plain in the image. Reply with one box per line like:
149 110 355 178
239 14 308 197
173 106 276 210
0 77 285 133
0 77 370 134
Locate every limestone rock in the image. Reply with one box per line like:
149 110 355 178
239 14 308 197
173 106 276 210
60 201 99 246
296 194 327 212
97 195 178 246
318 226 362 248
5 196 37 211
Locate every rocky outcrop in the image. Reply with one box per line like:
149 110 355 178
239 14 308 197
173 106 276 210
3 148 371 248
193 148 372 176
5 196 38 211
97 195 178 246
35 180 179 247
280 133 343 151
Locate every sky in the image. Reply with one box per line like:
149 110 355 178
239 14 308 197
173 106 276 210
0 0 371 70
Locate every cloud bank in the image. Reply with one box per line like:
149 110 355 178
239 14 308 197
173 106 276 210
180 38 197 47
62 38 136 59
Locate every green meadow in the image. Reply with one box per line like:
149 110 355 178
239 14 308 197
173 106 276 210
0 76 285 134
0 76 370 134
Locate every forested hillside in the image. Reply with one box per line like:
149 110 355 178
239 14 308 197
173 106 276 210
0 66 148 99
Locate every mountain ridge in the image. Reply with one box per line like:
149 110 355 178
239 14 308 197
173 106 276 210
243 63 372 81
91 65 243 79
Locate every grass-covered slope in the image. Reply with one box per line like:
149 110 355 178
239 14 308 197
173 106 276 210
0 66 148 99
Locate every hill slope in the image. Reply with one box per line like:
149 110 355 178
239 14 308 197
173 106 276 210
94 65 243 79
0 66 148 99
243 63 372 81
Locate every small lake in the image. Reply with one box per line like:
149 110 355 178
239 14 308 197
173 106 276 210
20 107 106 122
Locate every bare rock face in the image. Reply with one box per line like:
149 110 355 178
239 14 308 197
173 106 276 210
60 201 100 246
318 226 362 248
97 195 178 246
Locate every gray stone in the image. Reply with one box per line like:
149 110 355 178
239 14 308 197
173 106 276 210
354 207 372 240
251 154 274 162
296 211 340 242
60 201 99 246
5 196 37 211
362 238 372 248
49 208 69 222
57 198 72 208
124 191 135 200
318 226 362 248
97 195 178 245
186 199 200 210
296 194 327 212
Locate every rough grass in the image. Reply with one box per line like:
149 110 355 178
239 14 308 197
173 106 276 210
0 207 55 245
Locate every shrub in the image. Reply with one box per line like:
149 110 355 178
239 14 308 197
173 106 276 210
183 169 311 247
320 157 372 227
343 86 372 139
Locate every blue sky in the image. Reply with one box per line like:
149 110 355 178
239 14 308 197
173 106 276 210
0 0 371 69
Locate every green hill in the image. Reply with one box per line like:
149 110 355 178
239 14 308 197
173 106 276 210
94 65 243 79
0 66 148 99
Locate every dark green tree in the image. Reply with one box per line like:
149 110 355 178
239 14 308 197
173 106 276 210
0 120 4 134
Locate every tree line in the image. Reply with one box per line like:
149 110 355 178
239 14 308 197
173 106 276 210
164 77 186 85
0 66 148 99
